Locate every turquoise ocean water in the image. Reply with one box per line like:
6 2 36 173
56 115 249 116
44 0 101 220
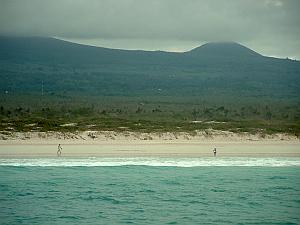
1 157 300 224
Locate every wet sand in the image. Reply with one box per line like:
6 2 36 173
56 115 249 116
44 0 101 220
0 141 299 158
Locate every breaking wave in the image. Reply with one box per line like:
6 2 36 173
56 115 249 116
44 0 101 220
1 157 300 167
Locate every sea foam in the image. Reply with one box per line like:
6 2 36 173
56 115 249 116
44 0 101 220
1 157 300 167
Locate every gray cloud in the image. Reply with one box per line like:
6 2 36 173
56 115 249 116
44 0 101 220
0 0 300 58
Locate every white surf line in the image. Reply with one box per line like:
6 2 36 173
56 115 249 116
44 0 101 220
1 157 300 167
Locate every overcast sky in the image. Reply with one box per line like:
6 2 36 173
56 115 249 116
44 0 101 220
0 0 299 59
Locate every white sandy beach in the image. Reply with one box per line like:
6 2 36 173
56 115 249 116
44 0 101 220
0 130 299 157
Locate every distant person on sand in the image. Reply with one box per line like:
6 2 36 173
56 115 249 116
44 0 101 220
213 148 217 157
57 144 62 157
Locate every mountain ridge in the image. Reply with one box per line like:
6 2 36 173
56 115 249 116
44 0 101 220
0 36 295 63
0 36 265 55
0 36 299 100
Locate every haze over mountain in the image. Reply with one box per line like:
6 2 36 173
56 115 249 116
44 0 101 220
0 36 299 101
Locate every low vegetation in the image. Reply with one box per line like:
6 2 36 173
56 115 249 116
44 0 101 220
1 95 299 137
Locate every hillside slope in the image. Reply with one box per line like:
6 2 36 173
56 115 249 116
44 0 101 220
0 36 299 100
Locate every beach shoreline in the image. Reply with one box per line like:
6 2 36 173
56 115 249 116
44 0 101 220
0 130 299 158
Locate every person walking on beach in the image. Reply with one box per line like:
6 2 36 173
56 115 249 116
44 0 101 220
57 144 62 157
213 148 217 157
